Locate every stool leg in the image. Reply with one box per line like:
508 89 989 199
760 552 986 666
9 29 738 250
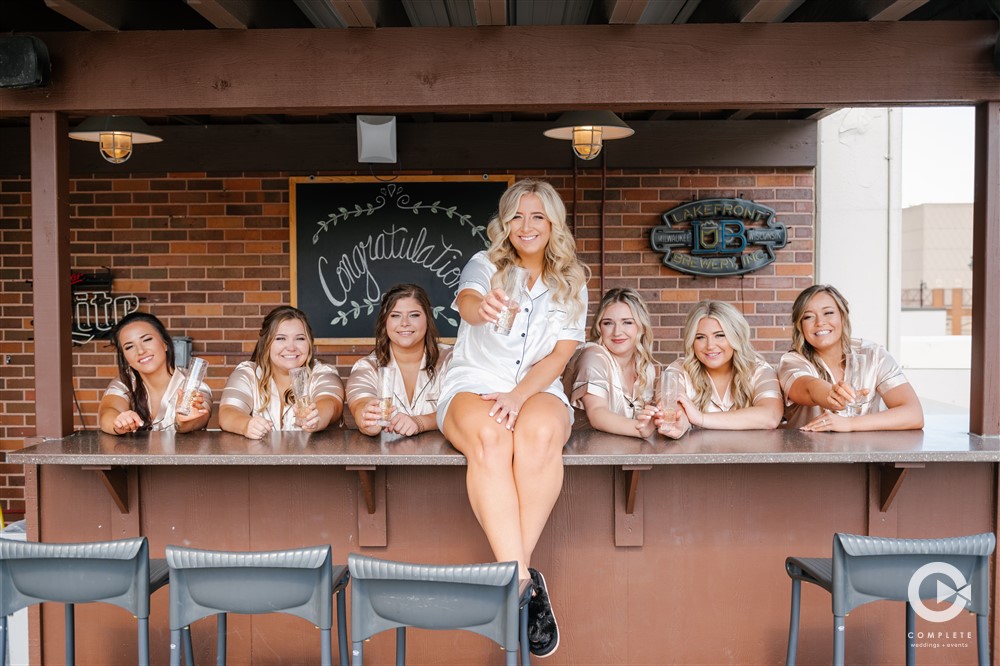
833 615 845 666
1 615 8 666
977 614 989 666
395 627 406 666
320 628 331 666
337 589 348 666
520 600 530 666
786 579 801 666
506 649 516 666
905 603 915 666
170 628 183 666
65 603 75 666
183 626 194 666
138 616 150 666
216 613 227 666
351 641 363 666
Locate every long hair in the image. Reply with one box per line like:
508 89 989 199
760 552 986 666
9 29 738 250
485 179 590 320
374 283 441 380
790 284 853 383
681 300 765 411
110 311 175 429
590 288 656 400
250 306 316 412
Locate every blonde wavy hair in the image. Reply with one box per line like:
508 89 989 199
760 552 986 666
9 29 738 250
790 284 852 383
486 179 589 320
251 306 317 415
590 288 657 400
682 300 766 411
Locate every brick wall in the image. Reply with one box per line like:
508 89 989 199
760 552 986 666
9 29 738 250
0 168 814 517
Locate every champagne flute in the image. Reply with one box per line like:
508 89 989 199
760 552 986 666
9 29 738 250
289 366 311 425
175 357 207 416
843 351 870 417
376 366 396 427
493 266 530 335
659 368 683 426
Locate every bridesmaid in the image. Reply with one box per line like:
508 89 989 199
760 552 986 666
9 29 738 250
99 311 212 434
219 306 344 439
346 284 452 436
567 287 658 438
778 284 923 432
657 300 782 438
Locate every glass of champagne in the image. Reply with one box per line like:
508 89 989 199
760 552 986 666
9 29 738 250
659 368 683 427
843 351 870 417
289 366 311 425
493 266 530 335
376 366 396 427
175 357 208 416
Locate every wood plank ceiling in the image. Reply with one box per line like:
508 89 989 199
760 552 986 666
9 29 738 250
1 0 995 130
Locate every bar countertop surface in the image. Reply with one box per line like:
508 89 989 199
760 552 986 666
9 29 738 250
8 415 998 466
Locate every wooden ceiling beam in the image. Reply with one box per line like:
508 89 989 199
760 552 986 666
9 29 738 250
473 0 506 25
184 0 251 29
869 0 930 21
42 0 126 31
605 0 650 24
1 23 997 114
738 0 805 23
332 0 377 27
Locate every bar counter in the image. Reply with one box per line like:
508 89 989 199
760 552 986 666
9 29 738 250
9 416 999 665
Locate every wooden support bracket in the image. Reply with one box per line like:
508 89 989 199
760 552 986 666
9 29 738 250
614 465 651 547
879 462 924 513
347 466 386 547
82 465 129 513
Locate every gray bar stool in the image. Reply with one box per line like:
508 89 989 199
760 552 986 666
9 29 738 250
0 536 175 666
785 532 995 666
166 543 349 666
348 553 531 665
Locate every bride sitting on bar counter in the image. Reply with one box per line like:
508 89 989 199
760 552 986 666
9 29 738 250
99 312 212 435
219 306 344 439
779 284 923 432
566 287 659 438
437 179 589 659
656 300 783 438
346 283 452 436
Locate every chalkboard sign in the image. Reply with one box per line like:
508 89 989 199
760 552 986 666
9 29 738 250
291 176 514 343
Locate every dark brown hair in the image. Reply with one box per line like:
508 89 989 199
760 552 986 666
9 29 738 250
374 284 441 380
110 311 176 429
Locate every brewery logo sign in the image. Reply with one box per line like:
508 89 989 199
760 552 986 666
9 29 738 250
650 198 787 276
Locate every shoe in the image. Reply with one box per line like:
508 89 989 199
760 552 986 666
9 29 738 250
527 567 560 658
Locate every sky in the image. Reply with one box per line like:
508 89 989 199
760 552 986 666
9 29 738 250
901 107 975 208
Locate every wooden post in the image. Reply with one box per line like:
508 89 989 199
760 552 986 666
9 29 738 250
970 103 1000 436
30 112 74 438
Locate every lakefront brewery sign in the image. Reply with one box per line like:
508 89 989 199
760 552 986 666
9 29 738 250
650 198 787 276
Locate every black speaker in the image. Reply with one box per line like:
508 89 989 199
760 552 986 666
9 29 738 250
0 36 50 89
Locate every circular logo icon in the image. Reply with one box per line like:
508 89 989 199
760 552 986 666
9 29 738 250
908 562 971 623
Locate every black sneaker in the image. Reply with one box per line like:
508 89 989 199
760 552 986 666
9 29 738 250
527 567 559 658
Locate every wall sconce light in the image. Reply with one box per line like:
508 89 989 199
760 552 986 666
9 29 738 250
68 116 162 164
357 115 397 163
543 110 634 160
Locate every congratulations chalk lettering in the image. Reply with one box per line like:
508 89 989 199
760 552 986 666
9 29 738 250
317 224 465 309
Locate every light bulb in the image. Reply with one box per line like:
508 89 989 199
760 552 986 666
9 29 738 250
572 125 603 160
99 132 133 164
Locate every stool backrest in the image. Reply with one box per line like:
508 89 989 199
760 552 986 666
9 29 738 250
348 553 520 650
165 544 334 629
832 532 995 616
0 537 150 617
